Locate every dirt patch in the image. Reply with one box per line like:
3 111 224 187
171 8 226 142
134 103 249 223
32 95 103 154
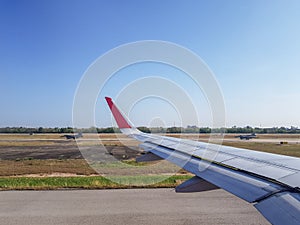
0 144 143 160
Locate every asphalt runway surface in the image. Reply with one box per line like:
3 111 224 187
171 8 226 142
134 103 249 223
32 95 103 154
0 189 270 225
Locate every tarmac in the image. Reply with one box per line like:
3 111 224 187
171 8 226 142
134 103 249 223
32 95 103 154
0 189 270 225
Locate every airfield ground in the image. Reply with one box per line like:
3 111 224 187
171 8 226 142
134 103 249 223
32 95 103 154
0 133 299 188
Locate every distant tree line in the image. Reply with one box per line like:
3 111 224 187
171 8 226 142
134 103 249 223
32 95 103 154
1 126 300 134
0 127 75 134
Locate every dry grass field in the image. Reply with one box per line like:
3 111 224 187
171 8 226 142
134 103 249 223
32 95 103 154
0 133 299 177
0 133 299 190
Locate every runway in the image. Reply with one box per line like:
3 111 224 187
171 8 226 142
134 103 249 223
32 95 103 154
0 189 269 225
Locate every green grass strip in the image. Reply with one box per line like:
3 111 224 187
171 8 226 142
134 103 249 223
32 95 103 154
0 175 193 190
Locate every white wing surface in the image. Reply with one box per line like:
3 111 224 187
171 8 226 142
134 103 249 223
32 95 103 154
105 97 300 225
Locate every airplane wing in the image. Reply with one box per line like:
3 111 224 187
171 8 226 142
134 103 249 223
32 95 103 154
105 97 300 225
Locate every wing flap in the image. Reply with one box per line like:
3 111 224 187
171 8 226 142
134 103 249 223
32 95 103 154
175 176 220 193
136 152 163 162
255 192 300 225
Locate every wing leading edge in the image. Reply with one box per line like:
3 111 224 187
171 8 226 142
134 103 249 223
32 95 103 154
105 97 300 225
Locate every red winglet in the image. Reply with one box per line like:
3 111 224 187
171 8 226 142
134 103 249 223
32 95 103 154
105 97 132 129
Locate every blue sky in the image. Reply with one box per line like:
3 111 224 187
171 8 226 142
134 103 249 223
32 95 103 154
1 0 300 127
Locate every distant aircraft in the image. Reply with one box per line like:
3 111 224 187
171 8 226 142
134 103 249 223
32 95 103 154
105 97 300 225
62 132 83 140
235 133 257 140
